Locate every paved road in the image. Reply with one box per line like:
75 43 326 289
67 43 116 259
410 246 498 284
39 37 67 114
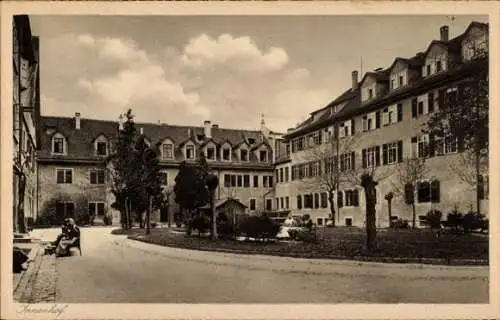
40 227 488 303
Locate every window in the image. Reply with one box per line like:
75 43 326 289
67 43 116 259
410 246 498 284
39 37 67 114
399 75 404 87
426 65 431 76
259 150 268 162
362 146 380 168
263 176 269 188
314 193 320 209
89 202 105 217
206 147 215 160
285 197 289 209
249 199 256 211
90 169 105 185
240 149 248 161
340 152 355 172
222 147 231 161
53 137 64 154
445 136 457 154
266 199 272 211
412 135 429 158
417 180 440 203
285 167 289 182
269 176 274 188
237 175 243 187
382 141 402 165
436 60 442 72
243 175 250 188
56 169 72 184
96 141 107 156
321 193 328 208
162 143 174 160
304 194 313 209
345 189 359 207
186 145 195 160
297 195 302 210
280 197 284 209
317 218 323 226
253 175 259 188
280 168 284 183
368 88 373 99
56 201 74 221
231 175 237 187
224 174 231 188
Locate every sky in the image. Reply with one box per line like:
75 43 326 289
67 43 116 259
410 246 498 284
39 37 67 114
29 15 488 133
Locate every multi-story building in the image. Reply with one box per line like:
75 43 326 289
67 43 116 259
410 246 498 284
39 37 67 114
276 22 489 228
13 15 41 233
37 115 281 225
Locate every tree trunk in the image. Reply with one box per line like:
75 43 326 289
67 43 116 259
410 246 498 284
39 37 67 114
361 174 377 251
146 195 152 235
328 191 336 227
475 147 481 215
211 191 218 240
124 197 129 230
411 202 416 229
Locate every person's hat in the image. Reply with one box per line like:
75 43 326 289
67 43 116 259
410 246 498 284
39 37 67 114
67 218 75 225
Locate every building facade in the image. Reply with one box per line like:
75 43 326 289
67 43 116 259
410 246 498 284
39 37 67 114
37 115 281 225
13 15 41 233
275 22 489 227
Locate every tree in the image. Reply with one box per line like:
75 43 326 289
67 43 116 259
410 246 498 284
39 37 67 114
393 156 429 228
423 47 488 215
108 109 137 230
304 130 361 227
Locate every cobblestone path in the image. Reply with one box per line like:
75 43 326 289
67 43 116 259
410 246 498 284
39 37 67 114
14 250 57 303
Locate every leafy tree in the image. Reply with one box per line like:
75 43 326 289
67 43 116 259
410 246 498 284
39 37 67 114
423 48 488 215
173 161 210 223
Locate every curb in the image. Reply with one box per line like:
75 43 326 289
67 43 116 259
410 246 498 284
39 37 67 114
13 244 42 301
128 235 488 267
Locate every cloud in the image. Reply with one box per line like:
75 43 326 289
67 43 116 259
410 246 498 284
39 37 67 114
40 31 331 132
181 34 289 73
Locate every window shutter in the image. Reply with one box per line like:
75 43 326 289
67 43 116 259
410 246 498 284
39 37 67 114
428 92 434 113
375 146 381 166
65 170 72 183
340 155 345 171
351 151 356 170
438 89 445 109
362 149 367 168
397 103 403 122
375 111 381 129
382 144 388 165
351 119 355 135
428 134 435 157
337 191 343 208
411 98 418 118
354 189 359 206
397 140 403 163
431 180 441 203
344 191 350 206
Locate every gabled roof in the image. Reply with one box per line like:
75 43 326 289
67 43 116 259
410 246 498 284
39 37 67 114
388 55 424 73
359 69 390 86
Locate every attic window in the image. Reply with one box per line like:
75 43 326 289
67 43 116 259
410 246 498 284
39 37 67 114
96 142 107 156
260 150 268 162
240 149 248 162
53 137 64 154
248 138 255 145
222 147 231 161
206 146 215 160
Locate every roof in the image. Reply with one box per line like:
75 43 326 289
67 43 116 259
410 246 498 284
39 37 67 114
200 198 248 209
284 21 488 140
38 116 274 166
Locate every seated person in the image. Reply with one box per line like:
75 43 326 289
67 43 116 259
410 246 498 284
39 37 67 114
52 218 70 248
55 218 81 257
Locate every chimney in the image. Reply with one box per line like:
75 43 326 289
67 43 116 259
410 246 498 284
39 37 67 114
75 112 81 130
203 120 211 138
351 71 359 90
440 25 449 41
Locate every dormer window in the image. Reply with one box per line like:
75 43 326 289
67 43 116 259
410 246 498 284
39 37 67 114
398 75 403 87
52 133 66 155
368 89 373 99
53 137 64 154
161 142 174 160
222 147 231 161
206 146 215 161
94 135 108 156
426 65 431 76
260 150 268 162
436 60 442 72
240 149 248 162
186 144 195 160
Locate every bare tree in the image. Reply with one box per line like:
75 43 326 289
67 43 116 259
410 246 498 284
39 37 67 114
392 156 429 228
448 149 488 201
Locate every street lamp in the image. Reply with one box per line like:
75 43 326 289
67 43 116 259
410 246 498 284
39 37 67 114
205 174 219 240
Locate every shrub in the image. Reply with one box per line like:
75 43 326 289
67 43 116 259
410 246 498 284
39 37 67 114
296 229 317 243
445 210 463 230
237 216 280 241
391 218 410 229
103 215 113 226
462 211 486 232
424 210 442 229
189 215 209 236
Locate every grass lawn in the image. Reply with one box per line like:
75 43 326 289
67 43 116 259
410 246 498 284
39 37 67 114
119 227 489 265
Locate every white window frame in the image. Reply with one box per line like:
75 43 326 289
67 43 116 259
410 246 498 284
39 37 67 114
56 168 73 184
95 139 108 157
259 149 268 163
387 142 399 164
221 145 232 162
52 133 66 155
366 146 377 168
162 142 174 160
88 201 106 217
249 198 256 212
206 145 216 161
341 153 353 171
185 144 195 160
240 148 249 162
89 168 106 185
